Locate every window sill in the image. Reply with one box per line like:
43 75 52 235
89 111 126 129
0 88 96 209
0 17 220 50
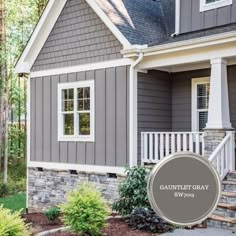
58 136 95 142
200 0 232 12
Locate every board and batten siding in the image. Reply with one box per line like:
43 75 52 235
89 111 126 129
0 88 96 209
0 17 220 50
30 66 129 167
32 0 122 72
180 0 236 34
137 70 172 164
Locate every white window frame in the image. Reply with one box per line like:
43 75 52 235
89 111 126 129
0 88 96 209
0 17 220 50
58 81 95 142
200 0 233 12
192 77 210 132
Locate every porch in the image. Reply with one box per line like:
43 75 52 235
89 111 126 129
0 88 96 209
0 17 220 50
137 58 236 180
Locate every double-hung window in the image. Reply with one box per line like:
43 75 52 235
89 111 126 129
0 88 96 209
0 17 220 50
192 78 210 132
58 81 94 142
200 0 232 12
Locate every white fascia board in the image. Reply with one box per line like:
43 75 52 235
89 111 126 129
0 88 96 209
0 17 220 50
30 58 133 78
85 0 131 49
28 161 126 176
15 0 67 74
123 31 236 57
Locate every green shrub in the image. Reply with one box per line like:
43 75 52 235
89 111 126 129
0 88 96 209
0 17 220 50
44 207 60 221
0 184 8 197
113 166 150 216
59 183 109 236
0 205 30 236
127 207 174 233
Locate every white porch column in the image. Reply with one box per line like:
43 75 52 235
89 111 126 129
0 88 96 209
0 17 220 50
206 58 232 130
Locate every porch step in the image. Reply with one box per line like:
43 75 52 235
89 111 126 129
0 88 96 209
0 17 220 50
222 191 236 197
222 181 236 191
209 214 236 224
208 173 236 230
217 202 236 210
225 171 236 181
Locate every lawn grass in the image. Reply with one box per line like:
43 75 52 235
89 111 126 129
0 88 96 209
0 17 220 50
0 192 26 212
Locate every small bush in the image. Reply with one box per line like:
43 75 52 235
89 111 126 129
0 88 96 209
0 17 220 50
0 184 8 197
0 205 30 236
112 166 150 216
127 207 174 234
44 207 60 221
59 183 109 236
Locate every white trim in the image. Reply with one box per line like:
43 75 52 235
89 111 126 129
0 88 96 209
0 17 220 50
129 53 144 167
15 0 67 74
26 76 31 209
58 81 95 142
30 59 133 78
206 58 232 129
191 77 210 132
200 0 233 12
28 161 126 175
123 31 236 58
85 0 131 49
15 0 132 74
172 0 180 36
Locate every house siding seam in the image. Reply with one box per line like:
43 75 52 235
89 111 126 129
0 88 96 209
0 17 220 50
137 70 172 164
180 0 236 34
31 0 123 72
30 66 129 167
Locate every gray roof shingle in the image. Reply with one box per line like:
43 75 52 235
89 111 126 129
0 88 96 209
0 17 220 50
95 0 175 45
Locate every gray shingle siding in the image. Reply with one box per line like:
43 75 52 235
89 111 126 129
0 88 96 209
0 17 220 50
32 0 122 72
137 70 172 164
171 69 210 131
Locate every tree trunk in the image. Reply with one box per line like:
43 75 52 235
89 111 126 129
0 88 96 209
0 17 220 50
0 0 6 174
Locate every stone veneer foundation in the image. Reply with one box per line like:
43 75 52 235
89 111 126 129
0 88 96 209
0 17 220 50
28 167 125 212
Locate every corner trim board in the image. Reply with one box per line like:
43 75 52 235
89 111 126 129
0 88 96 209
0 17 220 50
30 59 133 78
28 161 126 175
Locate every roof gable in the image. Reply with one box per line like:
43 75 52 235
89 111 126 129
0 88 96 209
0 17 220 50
32 0 123 71
15 0 131 74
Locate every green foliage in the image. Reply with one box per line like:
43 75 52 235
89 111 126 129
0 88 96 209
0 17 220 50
0 205 30 236
59 183 109 236
44 207 60 221
0 161 26 196
0 184 8 197
127 207 174 234
113 166 150 217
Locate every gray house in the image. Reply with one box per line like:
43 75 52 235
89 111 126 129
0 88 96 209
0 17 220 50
16 0 236 229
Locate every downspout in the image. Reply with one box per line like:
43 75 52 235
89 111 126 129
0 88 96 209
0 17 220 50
171 0 180 37
129 52 144 167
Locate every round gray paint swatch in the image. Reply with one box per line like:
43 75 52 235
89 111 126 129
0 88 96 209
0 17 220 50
147 152 221 226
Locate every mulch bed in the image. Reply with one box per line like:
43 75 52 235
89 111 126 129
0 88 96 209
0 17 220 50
22 213 156 236
22 212 63 235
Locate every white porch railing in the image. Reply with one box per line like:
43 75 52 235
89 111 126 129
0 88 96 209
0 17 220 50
209 131 235 180
141 132 204 164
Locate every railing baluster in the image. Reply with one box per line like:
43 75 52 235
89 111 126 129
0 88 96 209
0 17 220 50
221 147 224 176
154 133 159 162
144 133 148 162
171 133 175 154
165 133 170 156
177 134 181 152
160 134 164 160
149 133 153 163
183 134 187 151
195 134 200 154
189 133 193 152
